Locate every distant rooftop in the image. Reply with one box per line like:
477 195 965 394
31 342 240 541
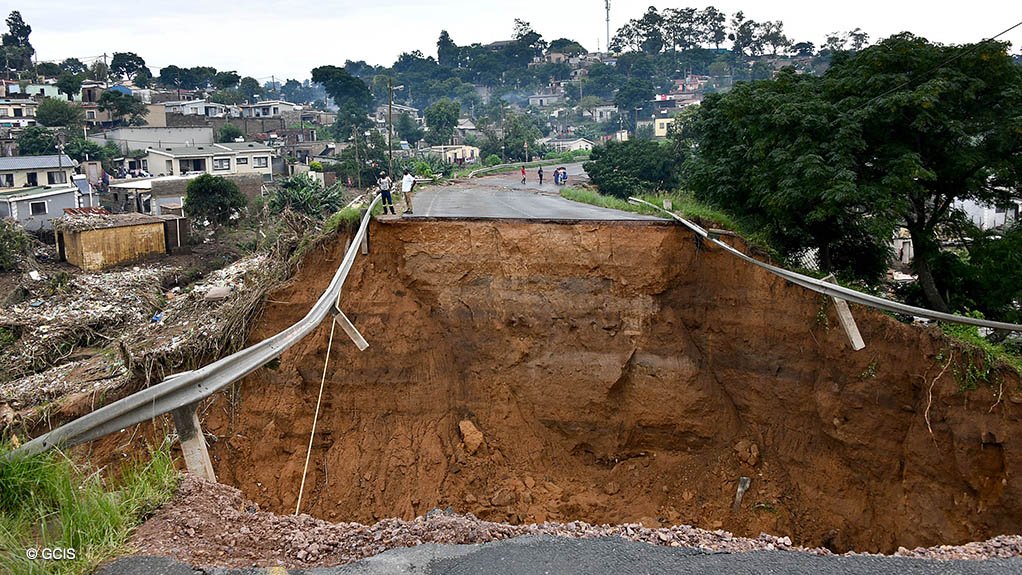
0 184 78 199
0 154 76 171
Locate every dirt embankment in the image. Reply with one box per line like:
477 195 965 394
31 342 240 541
202 219 1021 554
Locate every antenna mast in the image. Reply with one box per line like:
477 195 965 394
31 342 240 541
605 0 611 52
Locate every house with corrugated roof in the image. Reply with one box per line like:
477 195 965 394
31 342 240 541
0 154 77 189
0 183 84 231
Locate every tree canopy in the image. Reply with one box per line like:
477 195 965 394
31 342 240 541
423 98 460 146
680 34 1022 306
184 174 247 225
98 91 149 125
311 65 373 110
35 98 84 127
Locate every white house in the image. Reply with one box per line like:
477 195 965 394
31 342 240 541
144 142 274 179
238 100 302 119
529 93 562 108
162 100 230 118
0 155 77 188
956 198 1021 230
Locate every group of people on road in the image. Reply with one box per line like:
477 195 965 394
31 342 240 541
376 169 417 215
521 166 568 186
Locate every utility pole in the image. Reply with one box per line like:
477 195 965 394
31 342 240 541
388 77 394 178
352 125 361 190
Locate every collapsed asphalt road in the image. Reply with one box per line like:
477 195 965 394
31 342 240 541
97 535 1022 575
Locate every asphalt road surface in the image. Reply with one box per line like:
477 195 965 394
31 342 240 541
97 536 1022 575
403 163 663 221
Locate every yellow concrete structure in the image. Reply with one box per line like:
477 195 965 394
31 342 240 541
57 214 167 271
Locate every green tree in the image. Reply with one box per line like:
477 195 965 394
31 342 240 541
55 72 84 99
613 78 654 129
184 174 247 225
583 140 678 198
423 98 460 146
16 126 56 156
98 91 149 125
35 98 84 127
827 34 1022 309
395 112 423 147
311 65 373 110
60 58 86 75
2 11 34 72
208 89 244 105
269 173 344 217
109 52 148 82
238 76 261 101
64 136 113 163
212 70 240 90
437 30 459 68
218 123 243 143
35 61 60 77
87 60 110 81
547 38 588 56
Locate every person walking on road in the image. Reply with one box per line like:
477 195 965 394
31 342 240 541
401 169 416 214
520 165 526 185
377 171 396 215
537 166 544 185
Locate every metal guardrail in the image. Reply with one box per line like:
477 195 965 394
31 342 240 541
628 197 1022 332
13 196 383 458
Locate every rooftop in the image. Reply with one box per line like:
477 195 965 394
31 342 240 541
0 154 76 171
0 184 78 200
55 211 165 232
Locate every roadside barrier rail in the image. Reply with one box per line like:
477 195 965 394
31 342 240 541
12 196 383 458
628 197 1022 333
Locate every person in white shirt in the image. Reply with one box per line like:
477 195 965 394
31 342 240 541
401 169 417 214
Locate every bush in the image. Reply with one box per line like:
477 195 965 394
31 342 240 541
582 140 678 199
184 174 247 225
309 161 324 172
269 173 345 217
217 123 243 143
484 154 502 167
0 220 29 272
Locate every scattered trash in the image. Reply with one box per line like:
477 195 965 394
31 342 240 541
204 286 232 301
152 312 165 324
29 300 43 308
28 271 42 281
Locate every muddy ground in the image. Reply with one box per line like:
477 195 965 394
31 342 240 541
177 219 1022 555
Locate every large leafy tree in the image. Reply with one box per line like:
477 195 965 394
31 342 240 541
423 98 460 146
825 34 1022 310
16 126 57 156
36 98 84 127
437 30 459 68
683 34 1022 305
238 76 261 101
109 52 147 82
584 140 680 198
395 112 423 147
2 11 34 72
98 91 149 125
56 73 84 99
311 65 372 110
184 174 247 225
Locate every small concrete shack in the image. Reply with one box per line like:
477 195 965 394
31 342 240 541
55 209 167 271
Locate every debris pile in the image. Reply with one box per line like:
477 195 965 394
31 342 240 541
131 478 1022 569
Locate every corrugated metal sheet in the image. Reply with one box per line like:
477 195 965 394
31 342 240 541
0 154 76 171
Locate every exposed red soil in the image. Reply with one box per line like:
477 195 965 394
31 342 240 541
150 220 1020 553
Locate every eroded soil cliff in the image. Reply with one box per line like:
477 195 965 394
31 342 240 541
202 219 1021 553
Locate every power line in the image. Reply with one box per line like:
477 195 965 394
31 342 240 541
856 18 1022 112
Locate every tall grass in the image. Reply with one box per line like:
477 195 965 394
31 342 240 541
0 441 179 575
559 187 738 230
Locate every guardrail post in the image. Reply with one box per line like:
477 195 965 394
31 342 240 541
360 226 369 255
171 403 216 482
823 274 866 351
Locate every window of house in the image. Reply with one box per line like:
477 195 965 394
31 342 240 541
0 174 13 187
0 109 8 117
213 158 231 171
13 109 23 117
47 171 67 184
253 157 269 168
29 201 47 216
236 157 249 165
86 111 96 119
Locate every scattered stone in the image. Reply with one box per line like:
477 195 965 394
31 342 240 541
204 286 232 301
604 481 620 495
458 420 484 455
734 440 760 467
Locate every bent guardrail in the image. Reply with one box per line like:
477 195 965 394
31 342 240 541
13 195 383 458
628 197 1022 333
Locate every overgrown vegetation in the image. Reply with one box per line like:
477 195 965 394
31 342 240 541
269 173 345 217
939 320 1022 392
0 220 30 272
582 140 679 199
0 441 179 575
184 174 247 226
559 186 739 232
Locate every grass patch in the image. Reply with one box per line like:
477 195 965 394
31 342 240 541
560 187 739 230
939 320 1022 391
0 440 179 575
324 206 366 234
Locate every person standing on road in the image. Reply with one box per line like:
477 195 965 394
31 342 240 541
537 166 544 185
377 171 396 215
520 165 526 185
401 169 416 214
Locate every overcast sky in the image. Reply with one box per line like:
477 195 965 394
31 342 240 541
16 1 1022 81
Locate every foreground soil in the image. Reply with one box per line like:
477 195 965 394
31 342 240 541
192 220 1020 553
128 477 1022 569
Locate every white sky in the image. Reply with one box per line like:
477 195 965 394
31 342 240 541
16 1 1022 81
